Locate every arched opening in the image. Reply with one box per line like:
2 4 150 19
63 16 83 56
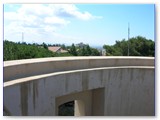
56 88 104 116
58 100 85 116
58 101 74 116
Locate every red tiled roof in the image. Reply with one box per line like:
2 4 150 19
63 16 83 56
48 46 68 53
48 47 61 52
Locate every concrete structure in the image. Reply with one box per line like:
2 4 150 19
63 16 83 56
101 49 106 56
76 42 87 48
3 57 155 116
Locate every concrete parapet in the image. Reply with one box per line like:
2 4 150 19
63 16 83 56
4 56 154 82
3 57 155 116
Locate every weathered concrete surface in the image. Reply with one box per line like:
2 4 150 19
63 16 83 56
4 56 154 82
56 88 105 116
3 57 155 116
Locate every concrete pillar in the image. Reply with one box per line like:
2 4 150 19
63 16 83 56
92 88 105 116
74 100 85 116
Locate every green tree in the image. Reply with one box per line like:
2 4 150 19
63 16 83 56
3 40 55 61
61 44 66 50
42 42 48 50
103 36 154 56
69 44 77 56
91 48 100 56
85 45 92 56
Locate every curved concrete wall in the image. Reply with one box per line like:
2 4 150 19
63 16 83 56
3 57 155 116
4 56 154 82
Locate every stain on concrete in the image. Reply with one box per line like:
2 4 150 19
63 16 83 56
65 74 69 92
106 92 112 115
101 70 105 85
43 78 46 87
130 69 133 82
33 80 39 110
108 70 111 82
140 69 145 83
114 59 119 66
3 105 11 116
28 82 32 95
118 69 123 89
82 71 88 91
88 59 92 67
20 83 28 116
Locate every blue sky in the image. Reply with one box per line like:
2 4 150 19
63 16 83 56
3 4 155 47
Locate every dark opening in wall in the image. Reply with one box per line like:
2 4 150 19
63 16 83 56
58 101 74 116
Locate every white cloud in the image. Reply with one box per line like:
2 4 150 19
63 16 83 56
18 4 53 16
4 4 102 43
49 4 102 21
44 17 70 26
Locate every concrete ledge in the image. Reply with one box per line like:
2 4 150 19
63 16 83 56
4 56 154 82
3 57 155 116
4 66 154 87
4 56 154 67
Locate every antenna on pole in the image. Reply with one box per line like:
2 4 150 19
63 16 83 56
128 23 130 56
22 32 24 43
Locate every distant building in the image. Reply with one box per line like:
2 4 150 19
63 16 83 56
48 46 68 53
102 49 106 56
76 42 87 48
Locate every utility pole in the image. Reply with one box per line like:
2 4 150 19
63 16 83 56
128 23 130 56
22 32 24 43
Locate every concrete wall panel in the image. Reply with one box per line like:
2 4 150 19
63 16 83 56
3 57 155 116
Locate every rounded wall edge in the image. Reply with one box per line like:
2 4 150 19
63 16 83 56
3 57 155 82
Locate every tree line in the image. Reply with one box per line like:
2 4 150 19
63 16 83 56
3 36 155 61
3 40 100 61
4 40 56 61
68 44 100 56
103 36 155 56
